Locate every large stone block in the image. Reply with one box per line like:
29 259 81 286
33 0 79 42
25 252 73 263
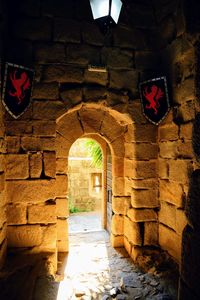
112 197 131 215
127 208 157 222
56 198 69 218
112 156 124 177
60 87 82 105
109 70 138 96
174 77 195 104
124 236 132 256
159 180 183 207
127 101 147 125
0 224 6 245
79 108 105 134
159 201 176 230
169 159 193 184
29 152 42 178
111 234 124 248
174 100 195 123
28 204 56 224
102 48 133 69
43 152 56 178
135 51 161 69
56 158 67 174
0 240 7 269
84 69 108 86
57 219 68 241
7 225 42 247
43 65 83 83
176 209 187 235
125 143 158 160
124 216 142 246
0 155 5 173
56 175 68 197
158 158 169 179
6 179 56 204
5 154 29 179
34 43 66 63
128 178 158 190
54 19 81 43
6 137 20 153
0 173 5 193
131 189 158 208
67 44 100 65
181 225 200 295
159 141 178 159
57 239 69 252
7 204 27 225
144 222 158 246
33 100 66 120
113 25 146 49
177 140 194 159
125 124 157 143
5 121 32 136
158 123 179 141
40 224 57 251
82 22 104 46
159 224 181 263
124 160 157 179
56 133 71 158
33 82 59 100
112 177 124 196
100 112 126 143
111 215 124 235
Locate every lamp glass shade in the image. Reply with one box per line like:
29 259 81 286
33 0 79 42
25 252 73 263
89 0 109 20
111 0 122 23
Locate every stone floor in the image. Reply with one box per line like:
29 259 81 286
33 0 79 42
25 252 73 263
68 211 102 233
0 213 178 300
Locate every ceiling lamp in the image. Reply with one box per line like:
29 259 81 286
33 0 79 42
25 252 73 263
89 0 123 34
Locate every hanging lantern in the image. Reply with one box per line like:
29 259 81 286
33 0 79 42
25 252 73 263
89 0 123 34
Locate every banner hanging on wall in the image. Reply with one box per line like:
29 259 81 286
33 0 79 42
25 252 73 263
139 76 170 125
2 63 34 119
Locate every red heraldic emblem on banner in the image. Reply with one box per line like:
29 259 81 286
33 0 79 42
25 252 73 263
139 76 170 125
2 63 34 119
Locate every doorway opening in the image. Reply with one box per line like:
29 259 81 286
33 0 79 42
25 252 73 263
68 138 103 233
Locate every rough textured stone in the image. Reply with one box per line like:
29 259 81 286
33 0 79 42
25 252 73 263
56 175 68 197
79 108 105 134
56 158 67 174
131 189 158 208
135 51 161 69
109 70 138 95
159 224 181 263
6 137 20 153
57 112 83 143
144 222 158 246
60 87 82 105
159 201 176 230
33 100 66 120
43 152 56 178
124 160 157 179
112 197 131 215
56 198 69 218
159 180 184 207
180 123 192 140
124 217 142 246
54 18 81 43
28 204 56 224
111 234 124 248
101 112 126 143
168 159 193 184
7 204 27 225
67 44 100 65
40 224 57 251
102 48 133 69
29 152 42 178
112 177 124 196
159 141 178 159
128 178 158 190
7 225 42 247
33 82 59 100
176 209 187 235
57 219 68 241
127 208 157 222
111 215 124 235
174 100 195 123
5 121 32 136
43 65 83 83
159 124 179 141
174 77 195 104
84 69 108 86
5 154 29 179
0 173 5 193
158 159 169 179
34 43 66 63
57 239 69 252
6 179 56 204
125 143 158 160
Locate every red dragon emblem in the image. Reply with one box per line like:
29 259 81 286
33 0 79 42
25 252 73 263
9 70 31 104
143 85 164 115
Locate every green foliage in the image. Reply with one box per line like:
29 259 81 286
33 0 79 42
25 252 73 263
84 139 102 168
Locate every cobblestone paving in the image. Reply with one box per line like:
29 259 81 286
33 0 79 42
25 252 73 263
33 230 178 300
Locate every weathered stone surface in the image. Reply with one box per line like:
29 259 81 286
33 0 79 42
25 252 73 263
67 44 100 65
125 143 158 160
5 154 29 179
124 236 132 256
111 215 124 235
135 51 161 69
57 219 68 241
124 160 157 179
56 198 69 218
40 138 56 151
112 197 131 215
131 189 158 208
54 18 81 43
33 100 66 120
33 82 59 100
5 121 32 136
84 69 108 86
159 124 179 141
177 140 194 159
127 178 158 190
180 123 192 140
174 100 195 123
159 180 183 207
34 43 66 63
6 137 20 153
176 209 187 235
43 65 83 83
57 112 83 143
7 204 27 225
56 175 68 197
14 17 52 41
60 87 82 105
82 22 104 46
112 156 124 177
6 179 56 204
83 86 107 101
174 77 195 104
110 137 125 158
0 240 7 269
28 204 56 224
56 133 71 158
79 108 105 134
127 208 157 222
0 224 6 245
111 234 124 248
21 137 41 151
0 173 5 193
7 225 42 247
127 101 147 125
113 26 146 50
158 159 169 179
101 112 126 142
159 224 181 263
29 152 42 178
112 177 124 196
56 158 67 174
102 47 133 69
0 155 5 173
144 222 158 246
125 120 157 143
168 159 193 184
159 141 178 159
159 201 176 230
40 224 57 251
109 70 138 95
43 152 56 178
124 217 142 246
57 239 69 252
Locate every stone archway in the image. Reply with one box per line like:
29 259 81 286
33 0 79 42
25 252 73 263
55 103 159 258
